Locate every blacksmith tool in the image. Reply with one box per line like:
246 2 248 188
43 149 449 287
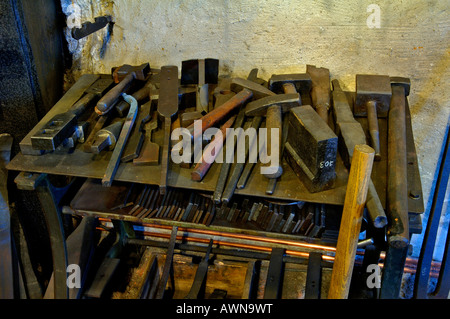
102 93 138 187
212 106 246 204
133 110 160 165
213 87 236 110
90 120 123 153
191 115 236 181
221 118 261 204
31 77 114 151
285 105 338 193
331 79 387 228
386 77 410 248
328 144 374 299
185 239 214 299
264 248 285 299
95 63 150 115
115 83 151 117
186 88 253 141
306 65 331 124
230 77 275 99
355 74 392 160
71 15 112 40
121 101 153 162
235 69 270 190
181 58 219 114
155 226 178 299
158 66 179 195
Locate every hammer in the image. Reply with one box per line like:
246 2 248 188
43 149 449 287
355 74 392 160
306 65 331 124
181 58 219 114
258 73 312 178
95 63 151 115
386 76 410 248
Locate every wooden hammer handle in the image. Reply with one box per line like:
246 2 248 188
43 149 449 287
328 144 374 299
187 89 253 140
95 72 135 115
191 115 236 181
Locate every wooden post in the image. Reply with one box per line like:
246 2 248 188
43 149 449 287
328 144 375 299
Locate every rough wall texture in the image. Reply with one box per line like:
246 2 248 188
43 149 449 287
61 0 449 256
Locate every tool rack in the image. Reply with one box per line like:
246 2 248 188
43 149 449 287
7 72 425 299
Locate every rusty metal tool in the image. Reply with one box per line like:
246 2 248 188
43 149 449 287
355 74 392 160
155 226 178 299
186 88 253 141
71 15 112 40
128 185 147 215
331 79 387 228
213 87 236 109
230 77 274 99
95 63 150 115
158 66 179 195
115 84 151 117
102 93 138 187
221 118 261 204
185 239 214 299
212 106 247 204
90 120 124 153
285 105 338 193
386 77 410 248
306 65 331 124
236 69 270 190
137 188 156 219
83 114 109 152
181 58 219 114
121 101 153 162
264 74 310 179
133 186 152 217
133 110 160 165
31 77 114 151
191 115 236 181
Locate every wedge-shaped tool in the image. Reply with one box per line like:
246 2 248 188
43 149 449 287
90 120 123 154
181 58 219 114
158 66 179 194
285 105 338 193
31 78 114 151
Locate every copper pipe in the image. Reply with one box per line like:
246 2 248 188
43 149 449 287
97 218 336 252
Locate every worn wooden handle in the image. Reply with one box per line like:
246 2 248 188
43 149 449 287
95 73 135 115
187 88 253 140
191 115 236 181
328 144 374 299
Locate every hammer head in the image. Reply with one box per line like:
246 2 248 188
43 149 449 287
355 74 391 117
245 93 300 116
390 76 411 96
230 77 275 100
268 73 312 94
112 63 151 83
180 58 219 85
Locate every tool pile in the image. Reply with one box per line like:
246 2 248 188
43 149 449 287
31 58 414 248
